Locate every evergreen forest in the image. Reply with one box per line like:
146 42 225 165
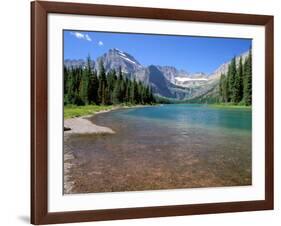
219 50 252 106
64 56 155 106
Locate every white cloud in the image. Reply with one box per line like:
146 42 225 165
70 32 92 42
85 34 92 42
98 41 104 46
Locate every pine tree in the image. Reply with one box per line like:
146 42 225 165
219 73 227 102
133 80 139 104
88 70 99 104
112 81 120 104
224 74 229 103
104 86 111 105
118 67 125 102
227 57 237 102
63 66 68 95
129 80 135 104
243 50 252 106
97 61 107 105
237 57 244 103
219 73 223 101
232 57 243 103
107 70 117 90
124 78 130 103
97 78 103 104
79 69 89 105
149 87 154 103
66 67 81 105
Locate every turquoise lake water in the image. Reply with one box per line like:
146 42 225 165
65 104 252 194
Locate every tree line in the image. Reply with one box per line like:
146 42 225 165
219 50 252 106
64 56 155 106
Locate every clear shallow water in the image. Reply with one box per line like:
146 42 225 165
64 104 252 194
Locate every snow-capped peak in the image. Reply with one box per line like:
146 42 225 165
112 48 126 56
118 51 126 57
111 48 142 67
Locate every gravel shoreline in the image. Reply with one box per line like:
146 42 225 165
63 110 116 193
64 105 153 135
64 117 115 135
63 105 155 193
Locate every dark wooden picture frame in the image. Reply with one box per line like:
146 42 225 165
31 1 274 224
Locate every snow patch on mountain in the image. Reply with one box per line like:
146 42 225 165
118 52 127 57
120 55 137 65
116 50 127 57
175 77 208 82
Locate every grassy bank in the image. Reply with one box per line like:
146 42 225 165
64 105 116 119
64 103 251 119
209 103 252 110
64 104 149 119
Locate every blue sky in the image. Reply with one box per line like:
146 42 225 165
64 30 251 74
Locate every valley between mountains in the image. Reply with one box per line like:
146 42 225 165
64 48 249 103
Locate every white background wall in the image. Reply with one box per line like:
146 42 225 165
0 0 279 225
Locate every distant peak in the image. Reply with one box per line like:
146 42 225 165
105 48 142 67
108 48 127 56
110 48 123 53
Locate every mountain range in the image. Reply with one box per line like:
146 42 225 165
64 48 249 101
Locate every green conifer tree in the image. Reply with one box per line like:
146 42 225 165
243 50 252 106
97 61 107 105
232 57 244 104
227 57 237 102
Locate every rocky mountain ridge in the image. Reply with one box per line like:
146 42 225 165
64 48 249 101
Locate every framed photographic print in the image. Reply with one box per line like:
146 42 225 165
31 1 274 225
